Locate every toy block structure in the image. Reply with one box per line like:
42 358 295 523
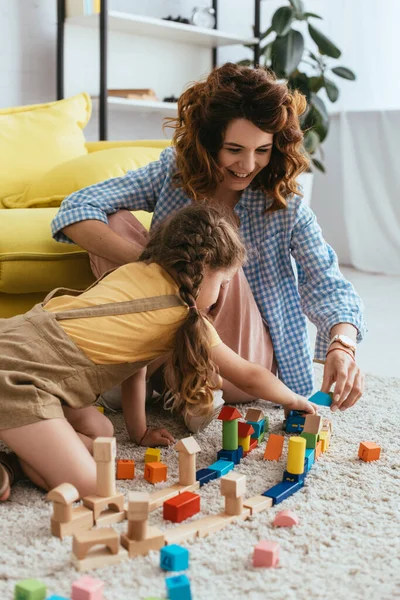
196 468 218 487
284 410 306 433
315 440 323 460
160 544 189 571
71 575 104 600
166 574 192 600
309 390 333 407
245 407 268 442
238 421 254 452
243 495 273 515
121 491 164 557
303 414 322 435
83 437 125 526
264 433 284 461
116 459 135 480
47 483 93 539
263 480 303 505
14 579 47 600
284 436 307 482
273 509 299 527
304 448 315 474
253 540 280 567
71 527 128 571
175 437 201 486
208 459 234 477
300 431 318 449
319 430 330 452
218 406 242 451
163 491 200 523
145 448 161 463
358 441 381 462
144 461 168 484
220 472 246 516
217 445 243 465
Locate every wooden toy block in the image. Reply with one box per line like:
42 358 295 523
121 526 165 557
93 437 116 463
303 414 322 434
245 408 264 423
243 495 273 515
308 391 333 407
144 448 161 463
247 419 264 439
148 482 200 511
144 461 168 484
304 448 315 474
220 472 246 498
283 469 305 484
238 422 254 452
175 437 201 486
284 410 306 433
196 468 218 486
14 580 46 600
47 484 94 539
71 545 128 572
71 575 104 600
126 491 150 521
72 527 119 561
160 545 189 571
315 440 323 460
319 430 330 452
264 434 284 461
286 436 306 475
253 540 280 567
164 520 199 545
163 491 200 523
258 431 266 444
83 493 125 523
217 446 243 465
196 509 250 538
116 459 135 479
358 441 381 462
208 459 234 477
225 495 244 516
273 509 299 527
322 418 333 433
165 574 192 600
121 491 164 556
218 406 242 450
47 596 69 600
262 480 304 505
243 438 258 456
92 438 118 498
300 431 318 449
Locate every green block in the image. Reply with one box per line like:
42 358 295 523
300 432 318 449
264 415 270 433
222 419 238 451
258 431 265 444
15 580 46 600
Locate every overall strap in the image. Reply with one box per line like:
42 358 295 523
54 294 186 321
43 268 116 305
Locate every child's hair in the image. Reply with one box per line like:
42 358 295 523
164 62 309 211
139 204 246 417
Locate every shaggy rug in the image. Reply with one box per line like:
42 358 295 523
1 365 399 600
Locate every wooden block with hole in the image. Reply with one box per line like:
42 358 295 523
71 527 128 572
358 441 381 462
83 493 125 524
264 434 284 461
116 459 135 479
144 461 167 484
47 483 94 539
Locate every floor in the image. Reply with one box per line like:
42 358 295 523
307 266 400 378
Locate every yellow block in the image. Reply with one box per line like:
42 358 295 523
319 430 330 452
238 436 250 452
145 448 161 463
95 406 104 414
287 436 306 474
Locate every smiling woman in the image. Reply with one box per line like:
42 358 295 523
51 62 366 432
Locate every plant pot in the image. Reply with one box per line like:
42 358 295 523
297 172 314 207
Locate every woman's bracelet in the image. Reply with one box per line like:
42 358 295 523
138 427 149 446
326 347 355 361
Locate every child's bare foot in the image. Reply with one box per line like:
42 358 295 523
0 452 23 502
0 462 11 502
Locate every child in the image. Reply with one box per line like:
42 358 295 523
0 205 315 501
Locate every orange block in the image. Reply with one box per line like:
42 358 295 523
315 440 323 460
116 459 135 479
144 461 168 484
263 434 284 461
358 441 381 462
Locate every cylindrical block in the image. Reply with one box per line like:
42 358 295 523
53 502 73 523
96 461 116 497
287 436 306 475
128 519 148 541
179 454 196 486
223 420 238 451
225 495 243 516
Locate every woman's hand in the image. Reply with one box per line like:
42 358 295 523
321 348 364 412
140 427 176 447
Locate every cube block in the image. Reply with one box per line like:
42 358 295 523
309 391 333 407
300 431 318 449
144 461 167 484
208 460 234 477
14 580 47 600
71 576 104 600
163 491 200 523
116 459 135 479
165 574 192 600
217 446 243 465
253 540 280 567
145 448 161 463
358 441 381 462
160 544 189 571
262 480 304 505
196 468 218 487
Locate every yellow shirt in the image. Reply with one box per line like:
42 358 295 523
44 262 221 364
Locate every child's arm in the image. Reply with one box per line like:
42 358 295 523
211 343 316 413
122 370 175 446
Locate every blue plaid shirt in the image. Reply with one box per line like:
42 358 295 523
52 146 365 396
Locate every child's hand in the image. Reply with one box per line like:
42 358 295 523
284 395 317 416
140 427 176 447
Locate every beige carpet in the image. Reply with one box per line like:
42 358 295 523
1 365 399 600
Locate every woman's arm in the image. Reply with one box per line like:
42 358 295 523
211 343 315 413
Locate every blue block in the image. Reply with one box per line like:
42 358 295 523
207 460 234 476
217 447 243 465
309 391 333 407
160 544 189 571
285 422 304 433
283 469 305 483
196 468 218 487
166 574 192 600
304 448 315 474
262 480 304 505
46 597 69 600
247 419 265 439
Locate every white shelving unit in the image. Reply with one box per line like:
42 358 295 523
67 11 258 48
92 96 178 114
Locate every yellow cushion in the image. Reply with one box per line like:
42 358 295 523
4 146 165 209
0 94 91 206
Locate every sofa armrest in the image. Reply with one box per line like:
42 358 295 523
85 139 171 153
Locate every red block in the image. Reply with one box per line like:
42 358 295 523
163 491 200 523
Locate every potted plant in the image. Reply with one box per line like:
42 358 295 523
239 0 356 178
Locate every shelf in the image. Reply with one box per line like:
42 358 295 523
67 11 259 48
92 97 178 115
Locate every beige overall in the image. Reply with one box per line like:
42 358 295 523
0 279 184 431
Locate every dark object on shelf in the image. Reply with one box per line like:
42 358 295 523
163 95 179 103
163 15 191 25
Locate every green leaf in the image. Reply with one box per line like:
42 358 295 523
312 158 326 172
323 76 339 102
289 0 305 15
271 29 304 77
308 24 341 58
312 95 329 125
272 7 293 36
304 129 320 154
289 71 311 101
304 12 322 19
262 42 273 63
308 76 324 93
331 66 356 80
259 25 274 41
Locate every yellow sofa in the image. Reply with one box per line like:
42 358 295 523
0 95 169 317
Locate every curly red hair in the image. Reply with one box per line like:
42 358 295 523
165 62 309 210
